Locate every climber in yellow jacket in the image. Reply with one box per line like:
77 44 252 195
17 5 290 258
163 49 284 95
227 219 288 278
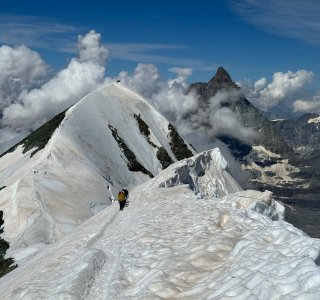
117 190 127 211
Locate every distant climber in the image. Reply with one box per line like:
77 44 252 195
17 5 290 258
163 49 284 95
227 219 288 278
117 190 127 211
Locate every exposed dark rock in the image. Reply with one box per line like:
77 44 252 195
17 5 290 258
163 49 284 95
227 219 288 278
316 255 320 266
264 171 277 177
273 113 320 153
189 67 292 157
108 124 153 177
0 109 68 158
254 161 277 168
188 67 295 186
217 135 252 159
0 211 17 278
156 147 174 169
285 205 320 239
0 186 6 192
133 114 176 170
249 169 262 180
229 96 292 157
134 113 150 135
168 123 193 161
189 67 239 109
134 114 157 148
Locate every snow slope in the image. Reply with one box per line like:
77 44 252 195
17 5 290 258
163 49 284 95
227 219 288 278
0 83 195 254
0 149 319 299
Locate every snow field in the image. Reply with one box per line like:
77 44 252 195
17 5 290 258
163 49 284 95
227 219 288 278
0 148 320 299
1 83 194 255
0 83 320 299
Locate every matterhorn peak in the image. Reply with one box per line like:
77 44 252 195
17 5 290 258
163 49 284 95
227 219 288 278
210 66 233 83
208 66 239 90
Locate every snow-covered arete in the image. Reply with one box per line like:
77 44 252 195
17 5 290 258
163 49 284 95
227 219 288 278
0 83 195 254
0 148 319 299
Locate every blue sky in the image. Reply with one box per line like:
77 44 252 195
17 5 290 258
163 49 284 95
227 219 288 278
1 0 320 150
0 0 319 85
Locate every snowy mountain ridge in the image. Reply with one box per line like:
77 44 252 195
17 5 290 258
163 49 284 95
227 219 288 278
0 82 195 256
0 83 320 299
0 148 319 299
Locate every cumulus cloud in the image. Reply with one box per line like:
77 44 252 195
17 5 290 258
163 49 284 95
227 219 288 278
78 30 108 65
0 30 254 154
0 44 49 111
293 93 320 113
186 89 256 144
116 63 163 99
2 30 108 130
117 63 255 149
246 70 314 111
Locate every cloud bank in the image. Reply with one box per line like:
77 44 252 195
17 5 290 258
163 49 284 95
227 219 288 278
0 30 108 150
244 70 315 114
117 64 256 149
1 29 319 156
2 30 107 130
293 93 320 113
0 44 49 111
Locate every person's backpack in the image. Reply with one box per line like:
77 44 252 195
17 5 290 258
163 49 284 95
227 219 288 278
122 189 129 198
118 191 126 201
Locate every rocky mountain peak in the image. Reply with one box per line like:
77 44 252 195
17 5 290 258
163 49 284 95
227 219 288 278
188 67 240 107
210 67 233 84
208 66 239 90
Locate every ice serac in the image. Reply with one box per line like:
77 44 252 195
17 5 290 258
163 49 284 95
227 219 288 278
158 148 241 198
0 83 195 255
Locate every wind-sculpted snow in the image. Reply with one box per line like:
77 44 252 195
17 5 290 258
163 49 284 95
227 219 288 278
0 149 319 299
158 148 241 198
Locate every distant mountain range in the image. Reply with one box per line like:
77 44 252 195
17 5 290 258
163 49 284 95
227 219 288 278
189 67 320 235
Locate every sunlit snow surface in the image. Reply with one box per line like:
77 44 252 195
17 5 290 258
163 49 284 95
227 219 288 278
0 150 319 299
0 83 195 254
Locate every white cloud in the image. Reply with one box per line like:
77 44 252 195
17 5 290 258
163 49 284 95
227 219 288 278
117 63 197 120
2 30 108 130
78 30 108 65
168 67 193 88
117 63 163 99
0 44 49 111
246 70 314 111
293 93 320 113
0 31 254 154
0 14 215 70
117 64 255 148
188 89 256 143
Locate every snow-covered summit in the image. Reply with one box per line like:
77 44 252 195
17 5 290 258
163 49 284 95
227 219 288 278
0 83 195 253
0 148 319 299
